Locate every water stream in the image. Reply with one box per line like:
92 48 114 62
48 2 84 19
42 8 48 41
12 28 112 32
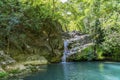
62 40 69 62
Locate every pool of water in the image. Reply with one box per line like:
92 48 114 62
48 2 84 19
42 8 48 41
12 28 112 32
23 62 120 80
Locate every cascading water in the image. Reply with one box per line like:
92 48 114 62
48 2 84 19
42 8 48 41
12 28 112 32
62 40 69 62
62 31 93 62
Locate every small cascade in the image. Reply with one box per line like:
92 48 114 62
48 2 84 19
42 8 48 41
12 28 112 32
62 31 93 62
62 53 66 62
62 40 69 62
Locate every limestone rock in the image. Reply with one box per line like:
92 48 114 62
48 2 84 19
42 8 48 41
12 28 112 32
62 31 93 58
24 56 48 65
5 64 26 71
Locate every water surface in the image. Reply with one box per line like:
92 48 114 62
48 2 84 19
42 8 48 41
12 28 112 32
23 62 120 80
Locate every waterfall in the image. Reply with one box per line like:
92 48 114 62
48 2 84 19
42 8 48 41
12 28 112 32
62 31 93 62
62 40 69 62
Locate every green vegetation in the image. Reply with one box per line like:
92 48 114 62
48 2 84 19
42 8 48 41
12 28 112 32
60 0 120 61
0 72 8 78
6 67 21 74
0 0 63 62
0 0 120 63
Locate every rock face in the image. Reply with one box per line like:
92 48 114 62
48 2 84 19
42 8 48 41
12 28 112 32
0 53 48 79
0 51 16 65
62 31 93 61
0 66 5 72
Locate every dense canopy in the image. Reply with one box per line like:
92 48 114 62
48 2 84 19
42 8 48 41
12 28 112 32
0 0 120 62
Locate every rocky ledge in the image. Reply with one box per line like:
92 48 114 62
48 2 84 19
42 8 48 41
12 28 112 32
0 51 48 79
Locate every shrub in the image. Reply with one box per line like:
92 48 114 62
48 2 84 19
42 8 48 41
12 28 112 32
0 72 8 78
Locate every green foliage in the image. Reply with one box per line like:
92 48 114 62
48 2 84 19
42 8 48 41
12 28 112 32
102 31 120 59
0 0 120 61
0 72 8 78
8 69 20 74
0 0 63 56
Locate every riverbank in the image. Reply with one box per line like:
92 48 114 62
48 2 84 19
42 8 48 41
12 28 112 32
0 62 48 79
0 63 48 80
0 51 48 79
1 59 120 80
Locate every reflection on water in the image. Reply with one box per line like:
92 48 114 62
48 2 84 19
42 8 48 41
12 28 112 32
22 62 120 80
